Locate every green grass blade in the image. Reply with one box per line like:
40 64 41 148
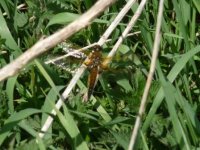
143 45 200 131
34 60 61 98
6 76 18 114
18 120 46 150
46 12 115 28
0 9 21 56
175 86 200 144
54 102 89 150
140 130 149 150
111 131 129 150
41 86 64 140
0 108 41 145
77 80 112 122
193 0 200 13
162 81 191 150
172 0 190 50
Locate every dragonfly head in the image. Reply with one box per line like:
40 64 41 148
93 45 102 51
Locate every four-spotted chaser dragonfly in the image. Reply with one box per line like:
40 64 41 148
46 43 106 102
83 45 104 101
46 42 134 102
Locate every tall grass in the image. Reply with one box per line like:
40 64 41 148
0 0 200 149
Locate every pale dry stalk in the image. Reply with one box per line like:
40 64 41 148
39 0 137 138
128 0 164 149
0 0 115 82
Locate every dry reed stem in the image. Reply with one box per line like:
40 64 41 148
0 0 115 82
45 32 141 65
39 0 137 138
128 0 164 149
97 0 137 46
102 0 147 71
38 65 86 138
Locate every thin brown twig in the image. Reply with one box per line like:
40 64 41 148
45 0 138 65
128 0 164 149
0 0 116 82
97 0 137 46
102 0 147 70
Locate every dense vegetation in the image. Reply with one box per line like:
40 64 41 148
0 0 200 149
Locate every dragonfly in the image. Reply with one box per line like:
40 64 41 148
46 43 106 101
83 44 104 102
46 42 132 102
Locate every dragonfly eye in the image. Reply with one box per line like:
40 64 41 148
93 45 102 51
